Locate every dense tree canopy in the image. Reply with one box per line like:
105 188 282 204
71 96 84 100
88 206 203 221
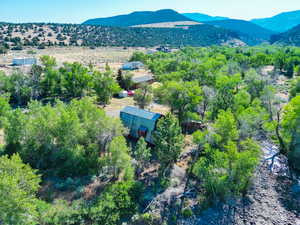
0 154 41 225
3 98 128 177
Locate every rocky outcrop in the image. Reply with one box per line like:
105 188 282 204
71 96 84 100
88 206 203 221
178 141 300 225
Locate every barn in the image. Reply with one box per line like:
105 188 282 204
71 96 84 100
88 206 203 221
12 58 37 66
122 61 144 70
120 106 162 144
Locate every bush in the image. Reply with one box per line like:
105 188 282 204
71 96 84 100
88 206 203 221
182 208 193 218
11 45 23 50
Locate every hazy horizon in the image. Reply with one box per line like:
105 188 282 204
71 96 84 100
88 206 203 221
1 0 300 24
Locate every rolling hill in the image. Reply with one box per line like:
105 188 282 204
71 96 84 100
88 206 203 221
183 13 229 22
83 9 193 27
203 19 276 45
0 23 242 48
251 10 300 32
270 24 300 46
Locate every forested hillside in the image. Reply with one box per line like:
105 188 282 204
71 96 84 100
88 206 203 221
203 19 276 45
1 46 300 224
0 23 241 50
271 24 300 46
251 10 300 32
83 9 193 26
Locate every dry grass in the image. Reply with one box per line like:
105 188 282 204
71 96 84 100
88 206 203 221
104 97 170 118
0 46 147 74
132 21 201 28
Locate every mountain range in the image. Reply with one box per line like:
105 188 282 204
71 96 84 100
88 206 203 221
270 24 300 46
194 19 275 45
83 9 193 27
82 9 300 46
251 10 300 32
182 13 229 22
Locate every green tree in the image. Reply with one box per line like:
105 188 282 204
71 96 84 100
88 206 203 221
133 84 153 109
281 96 300 170
290 77 300 98
0 95 11 128
93 71 121 106
244 69 266 100
212 110 238 149
153 113 184 170
135 137 151 172
90 181 139 225
0 154 41 225
155 81 202 125
4 98 126 177
105 136 134 181
40 55 56 68
193 140 260 202
122 72 134 91
212 73 241 118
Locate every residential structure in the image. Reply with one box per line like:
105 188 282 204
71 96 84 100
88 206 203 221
132 74 154 88
121 61 144 70
12 58 37 66
120 106 162 144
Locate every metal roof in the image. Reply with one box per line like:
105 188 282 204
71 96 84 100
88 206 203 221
122 61 144 69
121 106 161 121
132 74 154 83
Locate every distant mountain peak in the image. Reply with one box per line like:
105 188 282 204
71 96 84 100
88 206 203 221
83 9 193 27
251 9 300 32
182 13 229 22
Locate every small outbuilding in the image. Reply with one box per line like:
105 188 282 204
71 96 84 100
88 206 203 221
132 74 154 89
120 106 162 144
12 58 37 66
122 61 144 71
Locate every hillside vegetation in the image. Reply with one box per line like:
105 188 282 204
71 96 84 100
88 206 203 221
0 23 240 49
204 19 276 45
271 24 300 46
83 9 193 27
251 10 300 32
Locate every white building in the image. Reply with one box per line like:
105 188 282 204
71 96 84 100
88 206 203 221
12 58 37 66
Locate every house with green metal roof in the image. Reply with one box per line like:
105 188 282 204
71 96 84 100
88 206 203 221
120 106 162 144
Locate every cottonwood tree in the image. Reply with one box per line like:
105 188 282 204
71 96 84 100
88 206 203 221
133 84 153 109
3 98 126 177
93 71 120 106
0 94 10 128
155 81 202 125
0 154 41 225
134 137 151 173
193 140 260 201
153 113 184 171
105 136 134 181
281 96 300 170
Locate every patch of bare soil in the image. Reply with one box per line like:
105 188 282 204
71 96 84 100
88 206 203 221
0 129 4 146
132 21 201 28
104 97 169 118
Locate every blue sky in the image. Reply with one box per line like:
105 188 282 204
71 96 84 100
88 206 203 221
1 0 299 23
